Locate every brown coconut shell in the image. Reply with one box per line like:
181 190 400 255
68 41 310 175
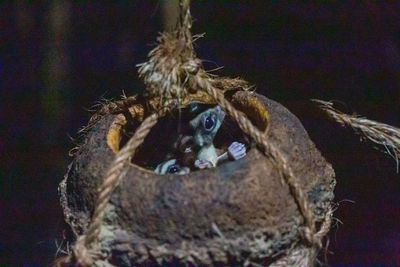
59 90 335 265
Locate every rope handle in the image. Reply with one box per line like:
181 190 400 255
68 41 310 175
71 112 162 266
194 75 323 247
57 0 332 265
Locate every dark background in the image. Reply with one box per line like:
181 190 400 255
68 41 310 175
1 2 400 265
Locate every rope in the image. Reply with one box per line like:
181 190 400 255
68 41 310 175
179 0 192 41
194 75 324 247
269 207 333 267
314 99 400 171
60 1 332 264
73 112 161 265
315 207 332 240
269 247 316 267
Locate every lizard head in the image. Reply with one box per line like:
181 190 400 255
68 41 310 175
190 105 225 147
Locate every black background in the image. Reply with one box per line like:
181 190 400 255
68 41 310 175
1 2 400 264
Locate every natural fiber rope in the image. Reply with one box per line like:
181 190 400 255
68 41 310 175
179 0 192 41
314 207 333 242
73 112 162 265
179 6 326 247
314 99 400 171
269 247 316 267
60 1 332 265
193 75 323 247
263 209 332 267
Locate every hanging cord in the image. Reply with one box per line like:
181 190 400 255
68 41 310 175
193 75 324 248
58 1 332 265
58 109 167 266
77 112 162 264
178 0 330 249
314 99 400 172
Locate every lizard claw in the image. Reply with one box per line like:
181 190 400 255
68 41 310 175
228 141 246 161
195 159 213 169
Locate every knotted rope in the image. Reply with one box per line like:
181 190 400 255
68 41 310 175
60 1 332 265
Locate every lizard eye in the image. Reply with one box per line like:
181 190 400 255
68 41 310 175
168 164 180 174
203 115 215 131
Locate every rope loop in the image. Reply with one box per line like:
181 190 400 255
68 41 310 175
60 1 332 265
70 110 167 265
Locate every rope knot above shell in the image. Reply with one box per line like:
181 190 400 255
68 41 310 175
137 22 198 103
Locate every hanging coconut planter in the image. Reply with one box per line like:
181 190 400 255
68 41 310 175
56 2 335 266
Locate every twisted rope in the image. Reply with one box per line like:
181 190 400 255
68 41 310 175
269 247 316 267
193 75 324 247
270 207 332 267
314 207 333 242
314 99 400 171
179 0 192 41
60 1 332 265
73 112 162 265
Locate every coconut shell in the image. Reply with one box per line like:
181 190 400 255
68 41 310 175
59 91 335 265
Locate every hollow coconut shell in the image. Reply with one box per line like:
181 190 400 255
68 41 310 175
59 90 335 265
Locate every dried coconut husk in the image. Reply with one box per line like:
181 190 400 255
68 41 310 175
59 90 335 265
